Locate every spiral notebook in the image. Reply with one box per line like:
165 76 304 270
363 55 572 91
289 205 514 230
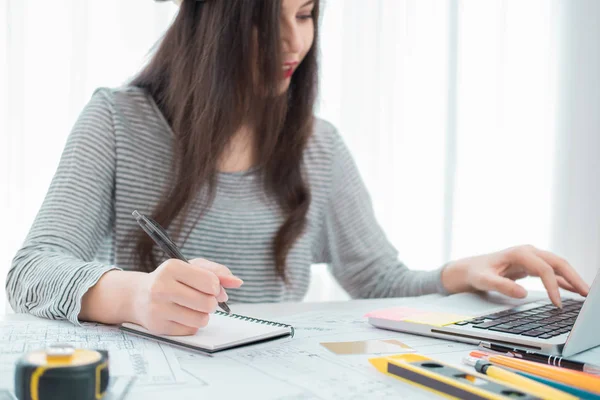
120 311 294 354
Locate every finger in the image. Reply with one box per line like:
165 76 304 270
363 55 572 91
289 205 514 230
156 321 199 336
188 258 244 288
504 266 528 281
189 258 233 277
556 276 578 293
535 249 590 296
478 274 528 299
169 281 218 313
512 248 562 308
216 286 228 303
165 260 221 296
168 303 210 329
219 274 244 289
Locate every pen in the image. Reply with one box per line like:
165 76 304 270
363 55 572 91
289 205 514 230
480 341 600 375
132 210 231 314
462 356 578 400
470 351 600 394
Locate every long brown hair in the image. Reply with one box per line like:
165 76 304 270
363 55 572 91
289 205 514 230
131 0 320 282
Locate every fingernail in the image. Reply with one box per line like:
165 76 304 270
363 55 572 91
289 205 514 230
583 285 590 296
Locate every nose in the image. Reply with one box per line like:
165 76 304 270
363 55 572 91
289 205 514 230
281 19 303 55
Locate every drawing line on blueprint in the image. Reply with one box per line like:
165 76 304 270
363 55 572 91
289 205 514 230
0 320 187 387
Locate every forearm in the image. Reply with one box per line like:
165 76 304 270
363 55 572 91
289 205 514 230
79 270 146 325
372 263 460 298
339 260 448 299
384 264 449 297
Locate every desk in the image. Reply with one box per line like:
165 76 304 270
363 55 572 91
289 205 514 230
1 294 598 399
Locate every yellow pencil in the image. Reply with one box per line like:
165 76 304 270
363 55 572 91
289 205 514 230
463 356 578 400
484 354 600 395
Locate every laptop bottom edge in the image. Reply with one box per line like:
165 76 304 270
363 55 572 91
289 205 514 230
370 319 565 355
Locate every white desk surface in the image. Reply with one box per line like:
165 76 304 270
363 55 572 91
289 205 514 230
1 293 598 399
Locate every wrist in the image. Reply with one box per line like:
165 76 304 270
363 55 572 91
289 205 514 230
441 259 472 294
80 270 145 325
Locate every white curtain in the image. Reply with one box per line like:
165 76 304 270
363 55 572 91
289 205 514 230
0 0 180 312
2 0 599 311
550 0 600 286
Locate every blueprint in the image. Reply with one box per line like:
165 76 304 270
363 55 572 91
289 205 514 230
0 390 15 400
0 309 476 399
124 309 476 399
0 315 186 394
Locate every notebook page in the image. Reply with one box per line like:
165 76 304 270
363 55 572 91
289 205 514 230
122 313 291 351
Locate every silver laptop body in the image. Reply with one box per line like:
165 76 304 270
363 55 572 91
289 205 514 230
369 268 600 356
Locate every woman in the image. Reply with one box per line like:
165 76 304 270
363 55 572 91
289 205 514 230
6 0 589 335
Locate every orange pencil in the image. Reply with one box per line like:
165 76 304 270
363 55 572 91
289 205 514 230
471 351 600 395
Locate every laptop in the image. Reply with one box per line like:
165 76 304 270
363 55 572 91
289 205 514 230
368 267 600 357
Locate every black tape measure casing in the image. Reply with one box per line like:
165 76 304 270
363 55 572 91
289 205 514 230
14 345 109 400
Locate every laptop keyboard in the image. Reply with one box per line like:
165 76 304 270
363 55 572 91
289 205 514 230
452 298 583 339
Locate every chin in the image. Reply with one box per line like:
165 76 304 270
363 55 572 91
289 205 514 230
278 80 291 94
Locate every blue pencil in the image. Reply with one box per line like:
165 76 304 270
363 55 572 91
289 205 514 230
511 369 600 400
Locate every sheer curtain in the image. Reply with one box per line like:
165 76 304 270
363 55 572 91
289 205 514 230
311 0 567 299
2 0 599 311
0 0 180 312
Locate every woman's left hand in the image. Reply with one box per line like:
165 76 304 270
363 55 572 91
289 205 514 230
441 245 590 308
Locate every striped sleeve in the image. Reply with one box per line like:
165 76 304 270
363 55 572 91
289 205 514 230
321 131 448 298
6 89 120 325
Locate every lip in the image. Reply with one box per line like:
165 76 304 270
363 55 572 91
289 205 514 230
282 61 299 79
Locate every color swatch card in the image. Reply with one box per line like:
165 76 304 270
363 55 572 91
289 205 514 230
402 312 472 327
364 307 429 320
365 307 472 327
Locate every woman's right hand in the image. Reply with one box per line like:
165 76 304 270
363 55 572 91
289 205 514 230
132 258 244 335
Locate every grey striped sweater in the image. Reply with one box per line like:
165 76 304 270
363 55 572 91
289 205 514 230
6 86 446 326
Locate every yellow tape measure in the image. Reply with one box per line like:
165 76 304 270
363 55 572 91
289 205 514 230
14 344 109 400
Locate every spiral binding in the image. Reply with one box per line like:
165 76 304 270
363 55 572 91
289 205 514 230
215 311 295 337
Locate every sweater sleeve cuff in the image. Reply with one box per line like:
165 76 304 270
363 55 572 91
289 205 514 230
434 263 451 296
67 264 122 326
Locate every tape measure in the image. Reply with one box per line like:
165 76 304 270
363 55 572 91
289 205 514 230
14 344 109 400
